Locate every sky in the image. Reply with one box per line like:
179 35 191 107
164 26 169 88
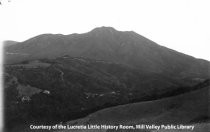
0 0 209 129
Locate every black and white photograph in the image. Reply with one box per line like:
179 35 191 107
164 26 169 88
0 0 210 132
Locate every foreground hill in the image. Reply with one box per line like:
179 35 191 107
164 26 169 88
5 27 210 80
57 83 210 132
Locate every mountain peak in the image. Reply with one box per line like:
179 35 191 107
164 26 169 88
90 26 118 33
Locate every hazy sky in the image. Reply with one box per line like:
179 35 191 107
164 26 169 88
0 0 210 61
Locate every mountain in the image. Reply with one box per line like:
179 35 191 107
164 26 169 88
5 27 210 80
4 27 210 132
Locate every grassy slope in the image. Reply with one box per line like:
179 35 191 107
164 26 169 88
59 86 209 132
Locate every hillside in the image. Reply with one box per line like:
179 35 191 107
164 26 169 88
58 84 210 132
4 56 210 132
